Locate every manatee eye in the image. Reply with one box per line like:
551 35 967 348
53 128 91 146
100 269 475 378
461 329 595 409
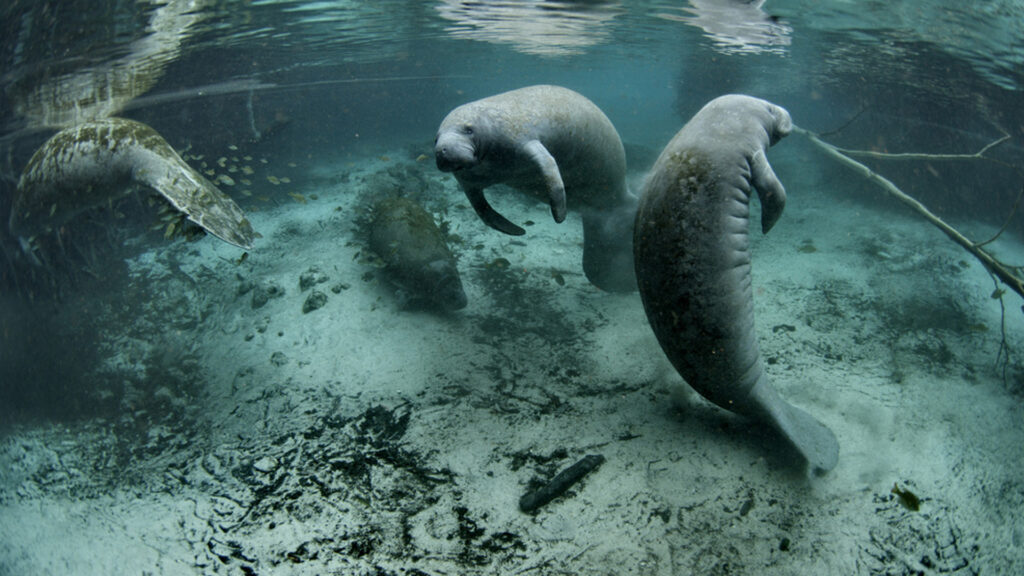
462 124 474 136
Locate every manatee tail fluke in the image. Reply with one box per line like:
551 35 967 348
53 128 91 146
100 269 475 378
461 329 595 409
744 379 839 475
773 399 839 476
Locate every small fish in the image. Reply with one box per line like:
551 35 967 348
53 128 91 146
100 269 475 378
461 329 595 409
551 270 566 286
242 166 254 175
217 174 236 186
891 483 920 512
243 155 253 161
235 252 249 265
379 155 390 162
217 157 227 167
280 177 291 184
489 257 511 269
267 175 280 185
287 162 297 168
288 192 307 204
260 158 269 164
228 144 239 151
416 154 428 162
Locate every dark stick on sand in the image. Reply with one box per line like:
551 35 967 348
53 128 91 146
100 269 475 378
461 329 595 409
519 454 605 513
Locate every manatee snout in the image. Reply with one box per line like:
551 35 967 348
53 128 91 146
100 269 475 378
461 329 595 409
430 265 468 311
423 259 467 311
434 131 476 173
768 104 793 145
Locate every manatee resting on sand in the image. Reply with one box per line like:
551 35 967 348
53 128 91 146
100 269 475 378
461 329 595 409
367 196 467 311
434 85 637 293
634 94 838 474
10 117 256 250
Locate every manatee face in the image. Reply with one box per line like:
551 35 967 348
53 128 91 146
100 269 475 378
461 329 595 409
435 104 497 174
426 260 468 311
434 122 478 173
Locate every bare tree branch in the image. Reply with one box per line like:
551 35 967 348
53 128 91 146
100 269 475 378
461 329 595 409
833 133 1010 161
794 126 1024 301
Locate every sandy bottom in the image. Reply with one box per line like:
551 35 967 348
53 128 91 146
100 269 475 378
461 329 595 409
1 137 1022 575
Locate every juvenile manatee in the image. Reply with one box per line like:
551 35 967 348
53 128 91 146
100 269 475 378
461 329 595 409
10 117 255 249
367 196 467 311
634 94 838 474
434 85 637 293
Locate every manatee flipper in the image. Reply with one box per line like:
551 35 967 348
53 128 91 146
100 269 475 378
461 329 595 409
742 376 839 475
522 139 567 223
142 154 255 249
750 149 786 234
464 186 526 236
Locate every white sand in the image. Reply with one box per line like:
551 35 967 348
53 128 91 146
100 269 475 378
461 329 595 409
1 135 1022 575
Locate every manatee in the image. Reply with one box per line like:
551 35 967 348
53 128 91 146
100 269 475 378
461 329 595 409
367 196 467 311
634 94 838 474
434 85 637 292
10 117 255 250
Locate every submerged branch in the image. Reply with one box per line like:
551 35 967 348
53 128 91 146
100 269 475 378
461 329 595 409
832 133 1011 162
794 126 1024 301
977 183 1024 248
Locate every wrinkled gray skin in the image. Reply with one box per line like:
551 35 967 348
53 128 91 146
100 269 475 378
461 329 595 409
435 85 638 293
368 196 467 312
10 118 255 249
634 94 838 475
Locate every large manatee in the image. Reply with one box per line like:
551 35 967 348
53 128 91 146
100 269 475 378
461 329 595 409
634 94 838 474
